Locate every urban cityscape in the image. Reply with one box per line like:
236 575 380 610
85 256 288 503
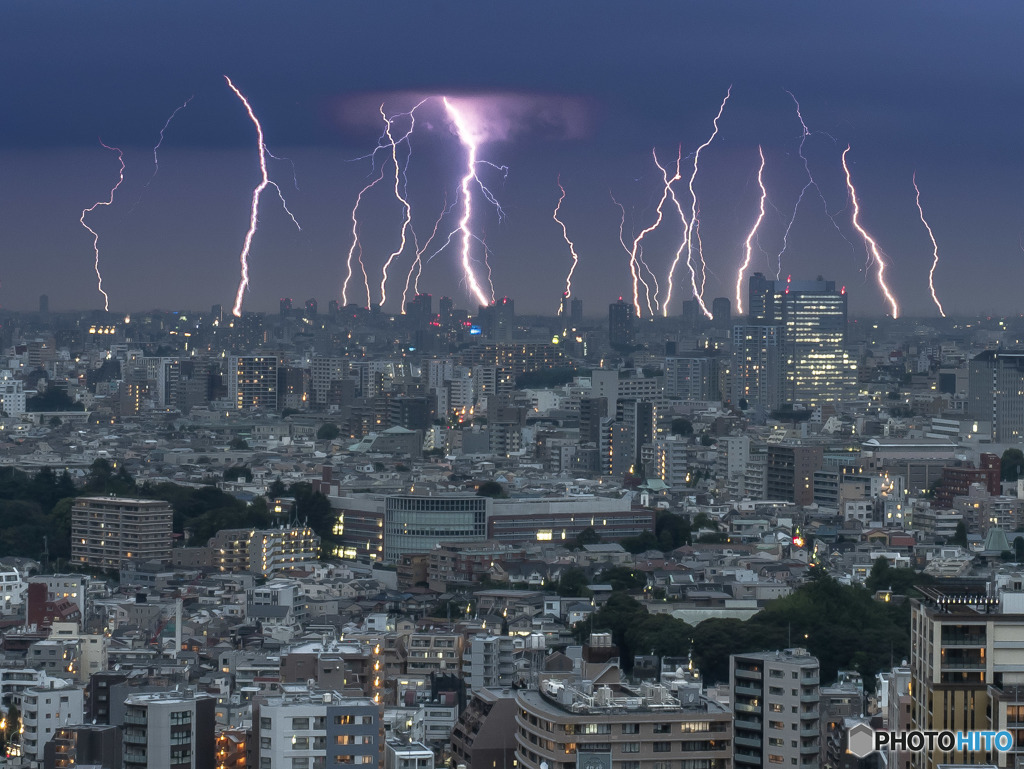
5 2 1024 769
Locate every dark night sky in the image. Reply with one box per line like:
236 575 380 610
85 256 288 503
2 1 1023 318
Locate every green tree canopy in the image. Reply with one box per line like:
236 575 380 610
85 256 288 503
316 423 340 440
1003 448 1024 482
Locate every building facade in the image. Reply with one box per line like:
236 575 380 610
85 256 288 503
71 496 173 570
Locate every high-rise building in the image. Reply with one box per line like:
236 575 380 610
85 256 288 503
731 648 820 768
570 297 583 325
732 325 782 410
304 297 318 317
71 496 174 570
712 296 731 329
609 298 634 348
280 297 293 316
968 350 1024 442
743 273 852 408
767 444 824 506
665 354 720 400
479 297 515 341
38 294 49 314
407 293 433 326
228 354 278 411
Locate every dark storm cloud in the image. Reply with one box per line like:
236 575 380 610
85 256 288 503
3 0 1024 315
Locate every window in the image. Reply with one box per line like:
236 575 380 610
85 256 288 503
769 721 784 730
653 723 671 734
770 704 783 713
622 724 639 734
769 670 784 678
653 742 672 752
769 738 784 747
621 743 640 753
768 754 784 763
291 717 310 730
291 759 309 769
769 686 784 695
622 763 640 769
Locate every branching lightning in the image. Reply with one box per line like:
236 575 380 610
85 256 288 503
685 86 731 319
401 194 453 313
775 91 854 278
735 146 767 314
661 147 692 317
224 76 301 317
552 176 581 312
443 97 508 307
79 140 124 312
147 96 193 185
378 105 416 308
841 146 899 318
913 172 946 318
342 165 386 309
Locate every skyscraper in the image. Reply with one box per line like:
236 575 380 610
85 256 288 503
608 297 634 348
739 273 852 408
228 355 278 411
968 350 1024 442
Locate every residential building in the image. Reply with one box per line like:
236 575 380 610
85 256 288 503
71 496 174 570
120 690 216 769
228 354 278 411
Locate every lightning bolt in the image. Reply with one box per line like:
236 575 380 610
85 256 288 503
776 91 854 278
443 97 508 308
841 146 899 318
553 176 581 312
224 76 301 317
401 193 453 313
342 165 386 309
684 87 731 319
735 147 767 314
79 140 124 311
147 96 193 186
662 147 692 317
379 101 429 309
913 172 946 318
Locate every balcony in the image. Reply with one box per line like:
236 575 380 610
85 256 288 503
735 684 761 697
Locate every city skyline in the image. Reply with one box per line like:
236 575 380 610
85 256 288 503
2 1 1024 316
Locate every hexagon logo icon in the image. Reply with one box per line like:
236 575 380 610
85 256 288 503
848 722 876 758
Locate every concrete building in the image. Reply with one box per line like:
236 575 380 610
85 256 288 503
514 680 732 769
120 690 215 769
463 634 516 690
968 350 1024 442
730 647 820 768
228 354 278 411
71 496 173 570
20 682 85 765
451 688 519 769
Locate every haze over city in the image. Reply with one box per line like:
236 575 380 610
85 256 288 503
3 1 1024 317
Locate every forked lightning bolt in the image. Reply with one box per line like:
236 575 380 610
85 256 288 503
842 146 899 318
80 140 125 311
342 165 386 309
443 97 508 308
224 76 301 317
552 177 581 313
913 172 946 318
774 92 855 278
401 194 453 313
735 147 767 314
685 87 731 319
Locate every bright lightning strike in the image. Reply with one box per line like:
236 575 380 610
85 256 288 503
378 105 416 308
342 165 386 309
552 176 581 313
913 172 946 318
661 147 691 317
224 76 301 318
735 147 767 314
79 140 124 311
775 91 853 278
841 146 899 318
685 86 731 319
401 194 453 313
443 97 505 308
147 96 193 185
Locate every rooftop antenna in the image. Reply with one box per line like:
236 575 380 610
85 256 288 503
41 535 50 574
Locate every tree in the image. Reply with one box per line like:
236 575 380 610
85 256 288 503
1003 448 1024 482
1016 536 1024 564
865 556 891 593
316 423 340 440
476 480 505 498
951 521 968 547
556 567 591 597
228 436 249 450
670 418 693 437
573 527 601 549
223 465 253 483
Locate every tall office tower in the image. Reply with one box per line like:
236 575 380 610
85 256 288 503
228 355 279 411
744 273 852 408
559 291 571 318
968 350 1024 442
210 303 223 324
767 444 823 506
328 299 340 318
747 271 775 322
479 297 515 341
279 297 293 316
304 297 318 317
38 294 49 314
665 354 720 400
731 648 820 769
608 297 634 348
570 297 583 326
732 324 782 410
407 293 433 326
71 496 174 570
712 296 731 329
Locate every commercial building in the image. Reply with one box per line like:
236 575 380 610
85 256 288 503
730 647 820 768
71 496 173 570
968 350 1024 442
